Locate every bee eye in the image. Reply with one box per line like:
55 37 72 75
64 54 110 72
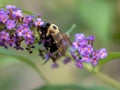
53 26 57 30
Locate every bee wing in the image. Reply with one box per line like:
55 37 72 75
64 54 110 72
59 30 72 45
52 31 71 55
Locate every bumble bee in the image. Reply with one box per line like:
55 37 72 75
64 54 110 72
39 23 71 56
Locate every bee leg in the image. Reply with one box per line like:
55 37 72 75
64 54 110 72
53 41 56 44
51 57 57 63
38 49 45 59
44 43 49 50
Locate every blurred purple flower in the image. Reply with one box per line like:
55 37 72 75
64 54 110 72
16 24 29 37
6 20 16 30
13 9 23 18
63 57 71 64
75 60 83 69
81 55 91 63
75 33 85 41
23 15 34 25
0 31 9 40
23 29 33 38
0 31 10 48
24 37 34 45
0 9 8 23
99 48 107 59
87 36 95 41
51 63 59 68
6 5 16 10
34 18 44 26
91 58 99 66
8 36 16 47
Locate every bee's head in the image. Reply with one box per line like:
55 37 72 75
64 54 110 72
40 23 50 33
46 24 59 36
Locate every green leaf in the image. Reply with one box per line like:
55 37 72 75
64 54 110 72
76 0 115 44
98 52 120 67
22 9 34 15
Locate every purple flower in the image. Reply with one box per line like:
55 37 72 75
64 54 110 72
75 60 83 69
6 20 16 30
75 33 85 41
23 15 34 24
91 58 99 66
0 31 10 48
23 29 33 38
92 50 99 59
16 24 29 37
16 26 24 37
81 55 91 62
22 29 34 45
73 34 88 47
6 5 16 10
99 48 107 59
78 38 88 46
87 36 95 46
8 36 16 47
0 31 10 41
70 33 107 69
0 9 8 23
87 36 95 41
84 45 93 55
13 9 23 18
69 50 78 60
34 18 44 26
24 37 34 45
63 57 71 64
78 46 86 55
37 13 41 17
51 63 59 68
72 41 79 49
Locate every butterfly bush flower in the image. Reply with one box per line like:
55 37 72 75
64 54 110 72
6 20 16 30
35 18 44 26
75 60 83 69
63 57 71 64
51 63 59 68
0 31 10 48
23 16 34 26
6 5 16 10
0 5 107 68
0 9 8 23
13 9 23 18
0 5 43 50
70 34 107 68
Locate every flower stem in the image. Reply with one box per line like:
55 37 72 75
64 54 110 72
16 56 50 84
11 54 50 85
95 71 120 89
33 64 50 85
83 63 120 89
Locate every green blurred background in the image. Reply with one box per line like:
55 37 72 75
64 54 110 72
0 0 120 90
